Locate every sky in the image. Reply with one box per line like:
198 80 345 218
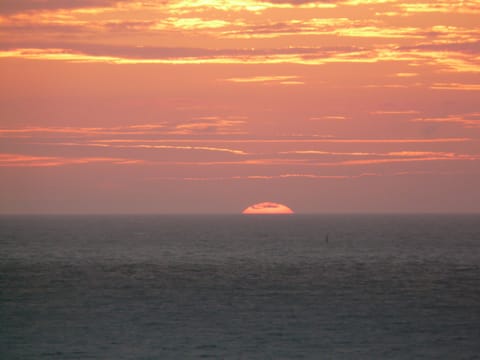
0 0 479 214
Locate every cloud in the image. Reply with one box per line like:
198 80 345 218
0 153 143 167
76 142 249 155
334 155 480 166
309 115 347 120
370 110 420 115
167 0 337 14
287 138 471 144
0 119 246 137
2 40 476 72
4 150 477 169
363 84 412 89
0 43 371 65
171 117 247 135
148 170 469 182
235 173 377 180
280 150 468 159
0 124 165 137
0 0 341 18
411 114 480 128
386 151 457 158
263 0 338 4
219 18 431 40
281 150 372 156
399 40 480 55
2 4 477 45
389 41 480 73
0 0 118 14
394 72 418 77
398 1 480 15
92 137 472 144
430 83 480 91
221 75 303 84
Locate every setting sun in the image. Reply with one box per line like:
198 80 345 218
242 202 294 214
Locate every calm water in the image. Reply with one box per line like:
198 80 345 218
1 215 479 359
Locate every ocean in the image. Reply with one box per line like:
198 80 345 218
1 214 479 359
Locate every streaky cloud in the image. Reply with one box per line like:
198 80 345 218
0 0 119 14
0 42 363 60
0 153 143 167
411 114 480 128
399 40 480 55
431 83 480 91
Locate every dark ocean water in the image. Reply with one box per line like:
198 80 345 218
1 215 480 359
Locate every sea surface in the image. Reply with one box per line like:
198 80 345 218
1 214 479 359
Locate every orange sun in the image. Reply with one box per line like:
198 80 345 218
242 202 294 214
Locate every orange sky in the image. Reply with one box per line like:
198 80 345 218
0 0 479 213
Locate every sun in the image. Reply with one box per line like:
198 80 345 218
242 202 294 214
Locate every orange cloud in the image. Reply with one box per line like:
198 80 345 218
103 144 248 155
411 114 480 128
0 47 374 65
167 0 337 14
309 115 347 120
222 75 303 84
0 154 59 167
152 174 351 181
100 152 480 168
51 140 248 155
0 1 117 14
394 72 418 77
0 153 144 167
236 173 379 180
334 155 480 166
0 119 246 137
398 1 480 15
280 150 472 160
386 151 457 158
171 117 246 135
370 110 420 115
92 137 471 144
149 170 471 182
2 42 476 73
0 124 165 136
431 83 480 91
281 150 372 156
